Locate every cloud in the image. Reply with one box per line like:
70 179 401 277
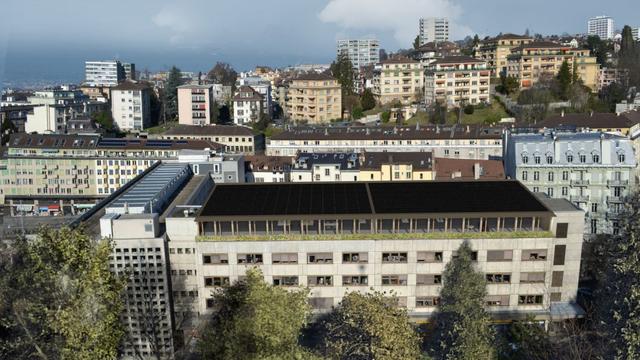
319 0 474 46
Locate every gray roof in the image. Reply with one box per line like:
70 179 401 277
293 153 360 170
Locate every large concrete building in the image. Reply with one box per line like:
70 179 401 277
85 60 125 87
475 34 533 76
588 15 615 40
96 177 585 358
266 124 503 159
24 90 107 134
424 56 491 108
336 39 380 69
419 17 449 45
177 85 215 126
373 58 423 105
232 86 264 125
159 124 263 154
504 129 636 236
110 81 151 131
286 73 342 124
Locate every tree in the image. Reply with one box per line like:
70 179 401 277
321 291 421 360
619 25 640 87
91 110 114 131
379 49 388 62
505 317 553 360
599 82 627 112
197 268 314 359
594 192 640 359
430 242 496 359
207 62 238 88
1 116 17 146
413 35 421 50
584 35 609 67
0 227 125 359
351 106 364 120
164 66 183 121
381 110 391 123
556 60 572 100
360 89 376 111
330 52 356 98
463 104 475 115
497 74 519 95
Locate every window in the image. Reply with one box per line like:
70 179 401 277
548 172 554 181
592 154 600 163
342 252 368 263
382 252 408 263
416 297 440 307
204 277 229 287
550 293 562 302
237 253 263 264
308 276 332 286
272 253 298 264
520 272 545 283
562 171 569 181
324 169 330 176
522 155 529 164
547 188 554 197
203 254 228 264
551 271 564 287
521 249 547 261
579 154 586 163
553 245 566 265
533 171 539 181
519 295 543 305
273 276 298 286
486 295 510 306
562 187 568 196
308 253 333 263
381 275 408 285
566 154 573 162
342 275 368 286
452 251 478 261
486 250 513 262
486 273 511 283
522 171 528 181
556 223 568 238
618 153 625 162
416 251 443 263
534 155 541 164
546 155 553 164
416 274 442 285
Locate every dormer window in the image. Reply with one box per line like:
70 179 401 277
618 152 626 163
566 153 573 163
534 155 541 164
579 154 586 163
546 155 553 164
521 154 529 164
592 153 600 163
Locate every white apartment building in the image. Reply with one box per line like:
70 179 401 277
97 176 586 359
336 39 380 69
110 81 151 131
85 60 125 87
232 86 264 125
123 63 136 80
291 153 359 182
632 27 639 41
237 77 272 117
424 56 491 108
419 17 449 45
504 130 636 236
588 16 615 40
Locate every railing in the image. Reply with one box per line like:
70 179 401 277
607 180 629 186
607 196 624 203
570 195 589 202
570 179 590 186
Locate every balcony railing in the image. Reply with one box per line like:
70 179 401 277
607 196 624 203
607 179 629 186
570 179 590 186
570 195 589 203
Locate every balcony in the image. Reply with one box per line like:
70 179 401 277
570 195 589 203
607 179 629 187
607 196 624 204
570 179 589 187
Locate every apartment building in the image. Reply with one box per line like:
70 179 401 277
424 56 491 108
25 102 107 134
433 158 505 180
475 34 533 76
123 62 136 81
286 73 342 124
291 153 359 182
159 124 263 154
0 134 225 209
504 129 636 235
419 17 449 45
599 67 629 90
236 77 272 117
177 85 215 125
97 177 585 355
267 125 503 159
233 86 264 125
415 41 461 66
588 16 615 40
506 42 599 91
632 27 639 41
336 39 380 69
244 155 294 183
85 60 125 87
110 81 151 131
533 112 640 136
373 58 423 105
358 152 433 181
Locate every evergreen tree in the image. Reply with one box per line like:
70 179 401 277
360 88 376 111
413 35 421 50
330 52 356 97
197 268 315 359
431 242 496 359
619 25 640 87
164 66 183 121
321 291 421 360
0 227 125 359
556 60 572 100
595 192 640 359
1 116 17 146
505 316 553 360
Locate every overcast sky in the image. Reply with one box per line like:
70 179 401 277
0 0 638 86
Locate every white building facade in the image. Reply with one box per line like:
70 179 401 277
336 39 380 69
588 16 615 40
110 81 151 131
419 17 449 45
85 60 124 87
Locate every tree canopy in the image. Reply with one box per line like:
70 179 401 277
360 88 376 111
197 268 314 359
207 62 238 88
330 52 356 98
164 66 183 121
321 291 421 360
0 227 125 359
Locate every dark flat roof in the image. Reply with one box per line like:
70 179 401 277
198 180 550 219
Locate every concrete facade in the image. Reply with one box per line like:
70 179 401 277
177 85 214 125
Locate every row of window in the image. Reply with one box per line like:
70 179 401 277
522 152 625 164
202 249 556 265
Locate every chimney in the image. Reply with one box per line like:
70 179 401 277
473 163 481 180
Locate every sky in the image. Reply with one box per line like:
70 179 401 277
0 0 638 87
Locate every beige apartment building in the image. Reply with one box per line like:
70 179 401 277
178 84 215 125
159 124 263 154
506 42 599 91
286 73 342 124
424 56 491 108
373 58 423 105
475 34 533 76
358 152 434 181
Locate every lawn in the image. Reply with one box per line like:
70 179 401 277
144 121 179 135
